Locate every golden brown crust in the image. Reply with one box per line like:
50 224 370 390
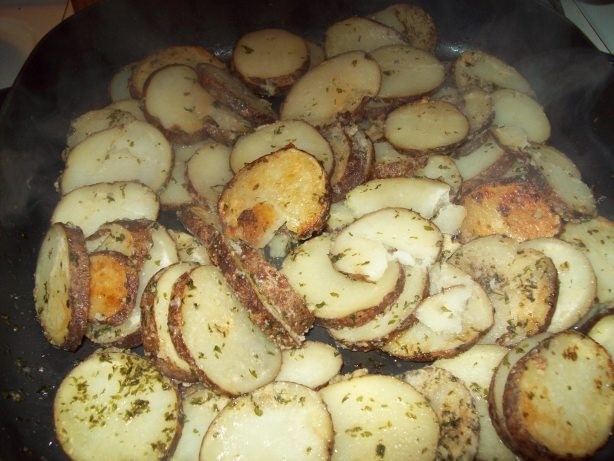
88 251 138 326
459 180 562 243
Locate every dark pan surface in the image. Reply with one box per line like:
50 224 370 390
0 0 612 459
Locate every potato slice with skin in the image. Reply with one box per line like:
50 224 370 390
66 107 136 149
185 141 234 209
60 120 173 194
280 51 381 127
520 237 596 332
454 50 535 96
158 141 206 210
169 265 282 395
144 64 251 145
88 251 138 326
369 3 437 51
106 98 146 121
130 45 224 99
370 140 423 180
561 216 614 304
399 366 480 461
331 207 442 282
491 89 550 143
319 374 439 461
201 381 333 460
232 28 309 96
54 348 181 461
588 314 614 357
454 132 512 184
33 223 89 351
369 44 445 100
85 219 153 270
170 385 229 461
503 331 614 460
281 234 404 328
275 340 343 389
325 16 407 57
385 100 469 153
231 120 334 174
218 146 330 249
141 262 199 383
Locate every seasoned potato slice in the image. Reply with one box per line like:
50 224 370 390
280 51 381 127
385 100 469 153
369 3 437 51
275 340 343 389
108 64 134 102
168 229 211 265
324 16 406 57
130 45 224 98
158 141 206 210
232 28 309 96
201 381 333 460
185 141 233 209
66 107 136 149
370 140 422 180
218 146 330 248
453 132 511 183
414 154 462 199
588 314 614 357
491 89 550 143
461 88 493 134
54 348 181 461
33 223 89 351
319 374 439 461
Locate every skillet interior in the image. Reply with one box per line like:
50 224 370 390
0 0 612 459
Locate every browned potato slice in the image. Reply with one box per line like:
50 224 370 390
459 180 562 243
196 62 276 125
232 28 309 96
324 16 406 57
280 51 381 127
369 44 444 100
502 331 614 460
168 265 281 395
385 100 469 154
218 146 330 248
461 88 493 134
369 3 438 51
33 223 89 351
130 45 224 99
88 251 138 326
144 64 251 144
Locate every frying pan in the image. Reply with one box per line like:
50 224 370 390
0 0 612 459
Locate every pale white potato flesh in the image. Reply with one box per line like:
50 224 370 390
454 50 535 96
330 207 442 282
201 381 333 460
490 125 530 152
170 265 281 395
491 89 551 143
326 200 356 231
561 216 614 303
185 141 233 209
433 345 518 461
106 98 146 120
462 88 493 133
275 340 343 389
324 16 406 57
60 120 173 194
280 51 381 127
230 120 334 174
108 63 134 102
170 385 230 461
343 177 451 220
588 314 614 357
520 237 596 332
54 349 181 461
369 44 444 99
454 134 507 181
51 181 160 237
414 154 462 199
385 100 469 152
431 203 466 236
168 229 211 265
66 107 135 149
369 3 437 51
158 141 207 210
327 265 427 349
319 374 439 461
281 234 402 325
399 366 480 461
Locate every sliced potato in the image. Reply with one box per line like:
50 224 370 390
280 51 381 127
168 265 281 395
491 89 550 143
85 219 153 268
275 340 343 389
185 141 233 209
33 223 89 351
306 40 326 69
561 216 614 304
461 88 493 134
369 3 437 51
201 381 333 460
158 141 206 210
54 348 181 461
108 64 135 102
370 140 422 179
385 100 469 153
369 44 444 100
453 132 510 182
319 374 439 461
168 229 211 265
588 314 614 357
144 64 250 144
232 28 309 96
218 146 330 248
66 107 136 149
130 45 224 99
414 153 462 199
60 120 172 194
324 16 406 57
431 203 467 236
